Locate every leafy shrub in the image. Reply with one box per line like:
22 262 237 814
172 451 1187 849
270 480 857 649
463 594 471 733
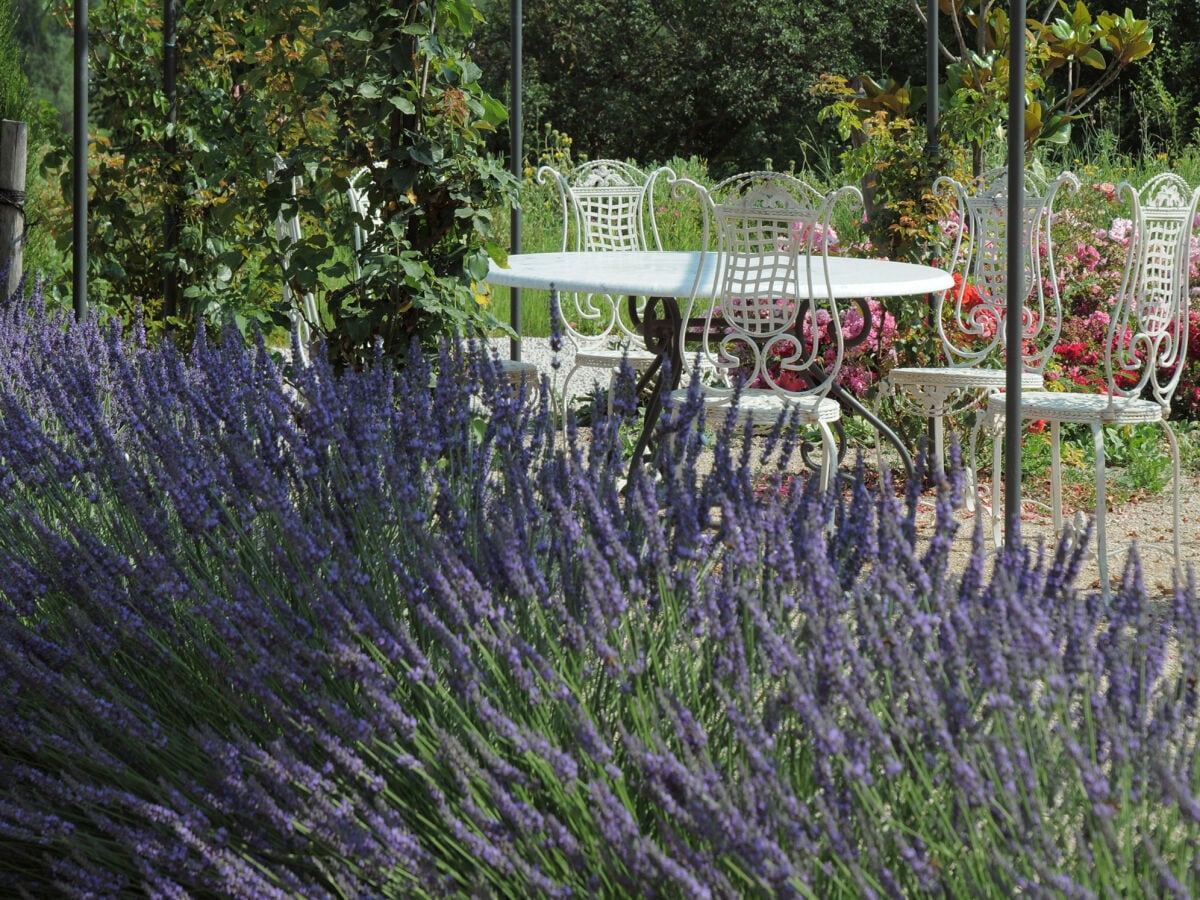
0 281 1198 896
46 0 517 364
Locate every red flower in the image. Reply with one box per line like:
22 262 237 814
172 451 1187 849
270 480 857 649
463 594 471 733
950 271 983 309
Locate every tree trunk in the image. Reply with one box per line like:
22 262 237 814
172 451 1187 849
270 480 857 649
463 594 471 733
0 118 27 299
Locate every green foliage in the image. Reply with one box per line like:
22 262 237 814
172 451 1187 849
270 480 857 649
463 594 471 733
0 0 26 121
931 1 1155 154
818 1 1155 174
1092 0 1200 155
1104 424 1174 492
816 75 970 264
276 0 520 367
43 0 516 364
45 0 310 331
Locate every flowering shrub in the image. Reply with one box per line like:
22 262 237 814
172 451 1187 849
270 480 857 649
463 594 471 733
0 282 1198 895
1180 308 1200 417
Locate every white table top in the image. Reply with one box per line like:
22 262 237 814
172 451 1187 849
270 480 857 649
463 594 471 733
486 250 953 299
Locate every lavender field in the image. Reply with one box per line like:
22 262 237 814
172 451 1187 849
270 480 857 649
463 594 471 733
0 282 1198 896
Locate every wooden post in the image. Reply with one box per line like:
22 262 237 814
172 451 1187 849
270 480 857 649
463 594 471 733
0 119 28 299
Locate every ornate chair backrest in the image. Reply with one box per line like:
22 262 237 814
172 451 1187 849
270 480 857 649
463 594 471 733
935 166 1079 373
675 171 862 401
1106 172 1200 409
536 161 675 348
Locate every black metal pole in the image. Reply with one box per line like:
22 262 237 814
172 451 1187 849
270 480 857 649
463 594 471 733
163 0 180 319
923 0 941 468
926 0 938 154
72 0 88 320
1004 0 1027 548
509 0 522 361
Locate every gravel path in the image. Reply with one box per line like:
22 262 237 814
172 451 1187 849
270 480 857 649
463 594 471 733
493 337 1198 599
915 474 1200 601
489 337 589 402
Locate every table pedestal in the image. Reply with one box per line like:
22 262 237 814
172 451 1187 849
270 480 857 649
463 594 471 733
613 292 916 481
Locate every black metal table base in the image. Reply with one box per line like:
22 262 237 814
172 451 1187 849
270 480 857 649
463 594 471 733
621 292 915 483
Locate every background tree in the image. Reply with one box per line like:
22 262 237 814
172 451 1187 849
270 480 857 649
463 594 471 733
13 0 72 131
472 0 928 176
1113 0 1200 154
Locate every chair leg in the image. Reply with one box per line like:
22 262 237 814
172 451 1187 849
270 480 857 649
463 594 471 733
1092 422 1110 602
966 409 987 514
559 362 582 415
817 421 838 492
1163 420 1183 581
1050 420 1063 538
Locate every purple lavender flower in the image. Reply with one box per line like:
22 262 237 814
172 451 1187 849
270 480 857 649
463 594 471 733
0 278 1197 895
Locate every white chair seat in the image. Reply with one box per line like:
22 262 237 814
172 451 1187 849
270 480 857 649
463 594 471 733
669 388 842 426
888 366 1043 391
990 390 1165 426
498 358 539 388
573 346 657 370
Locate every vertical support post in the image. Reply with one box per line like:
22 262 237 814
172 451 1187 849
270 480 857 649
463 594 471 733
509 0 522 361
1004 0 1027 548
73 0 88 320
163 0 180 318
925 0 939 155
0 119 27 298
924 0 941 469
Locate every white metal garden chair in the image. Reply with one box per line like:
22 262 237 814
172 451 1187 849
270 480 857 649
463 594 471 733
878 166 1079 498
983 171 1200 597
664 171 863 490
535 160 676 410
269 155 321 364
347 166 380 283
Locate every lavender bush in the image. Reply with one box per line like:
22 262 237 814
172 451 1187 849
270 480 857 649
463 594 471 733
0 280 1198 897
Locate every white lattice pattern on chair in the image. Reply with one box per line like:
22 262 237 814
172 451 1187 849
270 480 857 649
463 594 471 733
665 171 863 489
